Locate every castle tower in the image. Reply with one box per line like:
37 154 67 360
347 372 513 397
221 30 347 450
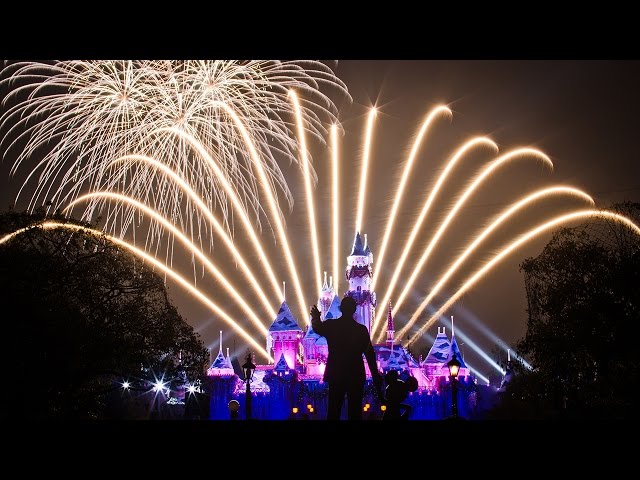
345 231 376 334
319 271 335 319
207 331 234 377
268 301 303 369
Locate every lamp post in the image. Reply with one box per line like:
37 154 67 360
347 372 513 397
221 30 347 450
447 356 461 419
242 352 256 420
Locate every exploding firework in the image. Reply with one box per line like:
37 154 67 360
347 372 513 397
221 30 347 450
0 60 350 247
3 62 640 366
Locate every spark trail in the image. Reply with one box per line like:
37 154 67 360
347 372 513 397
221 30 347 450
395 186 595 341
65 192 269 335
407 210 640 344
355 108 377 234
370 136 498 338
371 106 452 291
0 222 272 361
109 154 277 318
376 148 553 343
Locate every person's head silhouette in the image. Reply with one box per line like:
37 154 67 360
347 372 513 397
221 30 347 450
339 296 357 319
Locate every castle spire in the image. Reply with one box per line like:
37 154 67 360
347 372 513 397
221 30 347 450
282 281 286 302
451 315 455 338
386 301 395 347
323 271 328 290
218 330 223 354
350 231 366 256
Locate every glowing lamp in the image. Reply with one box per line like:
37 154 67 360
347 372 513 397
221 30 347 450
122 381 130 390
153 380 166 392
447 356 461 379
292 407 299 414
309 407 314 413
365 403 370 409
188 385 196 394
381 405 387 411
307 404 313 410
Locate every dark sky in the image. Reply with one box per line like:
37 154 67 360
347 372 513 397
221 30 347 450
2 60 640 381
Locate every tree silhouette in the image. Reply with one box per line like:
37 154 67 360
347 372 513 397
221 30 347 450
0 212 208 419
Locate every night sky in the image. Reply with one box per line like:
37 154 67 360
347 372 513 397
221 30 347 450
2 60 639 381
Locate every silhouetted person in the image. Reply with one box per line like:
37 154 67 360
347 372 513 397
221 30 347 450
311 296 383 420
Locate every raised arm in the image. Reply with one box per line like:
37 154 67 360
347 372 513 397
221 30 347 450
310 304 326 336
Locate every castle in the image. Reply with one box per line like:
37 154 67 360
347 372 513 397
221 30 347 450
206 232 477 420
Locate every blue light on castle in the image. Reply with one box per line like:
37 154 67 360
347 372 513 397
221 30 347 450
207 232 478 420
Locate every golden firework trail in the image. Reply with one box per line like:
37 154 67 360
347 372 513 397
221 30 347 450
331 124 340 294
371 105 452 291
65 192 269 336
355 108 378 235
0 222 272 361
406 210 640 344
290 90 322 295
375 147 553 343
370 136 498 338
110 154 277 318
395 186 595 341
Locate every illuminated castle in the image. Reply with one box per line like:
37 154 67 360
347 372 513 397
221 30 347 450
207 232 477 420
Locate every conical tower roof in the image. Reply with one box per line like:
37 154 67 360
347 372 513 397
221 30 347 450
424 327 451 364
448 336 467 369
325 294 341 320
350 231 366 256
269 301 302 332
210 349 227 369
274 353 289 372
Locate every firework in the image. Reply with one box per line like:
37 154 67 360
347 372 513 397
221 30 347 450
0 222 271 361
406 210 640 344
1 60 349 248
394 186 595 341
5 61 640 369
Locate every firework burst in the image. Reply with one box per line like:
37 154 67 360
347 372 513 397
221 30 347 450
1 60 350 247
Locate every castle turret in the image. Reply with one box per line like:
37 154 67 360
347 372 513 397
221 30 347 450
319 271 335 319
268 301 303 369
207 331 234 377
345 231 376 334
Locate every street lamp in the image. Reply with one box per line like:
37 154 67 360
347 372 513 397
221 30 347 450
242 352 256 420
447 356 461 419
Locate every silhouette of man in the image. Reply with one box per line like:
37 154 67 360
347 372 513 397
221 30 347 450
311 296 383 420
